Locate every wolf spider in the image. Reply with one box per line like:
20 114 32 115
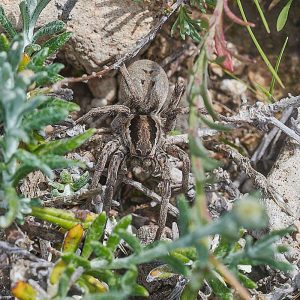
76 60 191 239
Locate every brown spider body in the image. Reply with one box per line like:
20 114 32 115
76 59 192 239
125 114 162 157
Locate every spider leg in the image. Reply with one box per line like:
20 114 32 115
91 140 120 189
75 105 130 124
164 144 190 194
120 63 142 104
102 150 125 213
155 153 171 240
161 79 185 131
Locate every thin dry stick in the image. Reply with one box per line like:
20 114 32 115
218 95 300 144
180 95 300 144
54 0 184 87
42 188 102 207
0 241 49 263
251 107 293 162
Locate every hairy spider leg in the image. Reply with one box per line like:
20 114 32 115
161 80 185 131
155 152 172 239
87 140 120 212
91 140 120 189
75 105 130 124
164 144 191 194
103 150 125 213
155 179 171 240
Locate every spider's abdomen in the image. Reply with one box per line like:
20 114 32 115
128 115 158 157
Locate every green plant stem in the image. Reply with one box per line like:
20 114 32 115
237 0 284 88
269 37 288 100
91 218 228 270
253 0 270 33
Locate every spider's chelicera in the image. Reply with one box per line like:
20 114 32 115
76 60 191 239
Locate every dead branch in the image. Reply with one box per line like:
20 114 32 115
54 0 184 87
42 188 102 207
0 241 49 263
251 107 294 163
212 144 293 216
219 95 300 144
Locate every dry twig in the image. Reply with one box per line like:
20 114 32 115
213 144 293 216
53 0 184 87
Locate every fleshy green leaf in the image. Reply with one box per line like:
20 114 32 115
117 229 142 254
42 31 72 55
33 20 66 42
208 272 233 300
33 129 95 155
177 195 190 236
19 1 30 36
62 224 84 253
7 36 24 71
90 241 113 261
82 212 106 259
11 281 37 300
0 6 17 39
0 33 10 52
14 149 53 179
39 97 79 112
72 171 89 191
23 106 69 131
31 0 51 28
237 272 257 289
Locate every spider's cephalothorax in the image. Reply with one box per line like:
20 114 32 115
76 60 191 239
125 114 162 157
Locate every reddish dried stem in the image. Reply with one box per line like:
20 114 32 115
223 0 255 27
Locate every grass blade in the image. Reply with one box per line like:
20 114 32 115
237 0 284 88
269 37 288 99
253 0 270 33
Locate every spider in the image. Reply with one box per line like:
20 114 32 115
76 59 191 239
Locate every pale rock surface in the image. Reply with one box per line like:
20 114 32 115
263 110 300 273
1 0 163 72
266 135 300 230
220 79 247 97
88 76 117 104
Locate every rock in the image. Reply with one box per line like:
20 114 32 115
90 98 108 108
265 132 300 230
219 79 247 97
0 0 62 29
88 76 117 104
1 0 164 73
262 109 300 272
